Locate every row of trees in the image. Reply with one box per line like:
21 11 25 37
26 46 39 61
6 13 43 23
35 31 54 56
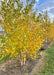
0 0 54 65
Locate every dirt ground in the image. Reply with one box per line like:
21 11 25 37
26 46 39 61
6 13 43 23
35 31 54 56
0 41 52 75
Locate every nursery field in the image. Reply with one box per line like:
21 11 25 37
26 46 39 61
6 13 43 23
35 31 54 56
0 0 54 75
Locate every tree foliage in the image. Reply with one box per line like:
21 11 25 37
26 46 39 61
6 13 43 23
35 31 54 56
0 0 54 65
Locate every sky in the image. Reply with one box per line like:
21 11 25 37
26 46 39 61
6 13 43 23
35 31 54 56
20 0 54 21
34 0 54 21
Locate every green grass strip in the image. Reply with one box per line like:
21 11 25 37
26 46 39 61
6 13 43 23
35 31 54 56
38 42 54 75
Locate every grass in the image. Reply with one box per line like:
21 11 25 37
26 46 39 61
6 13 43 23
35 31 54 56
38 42 54 75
